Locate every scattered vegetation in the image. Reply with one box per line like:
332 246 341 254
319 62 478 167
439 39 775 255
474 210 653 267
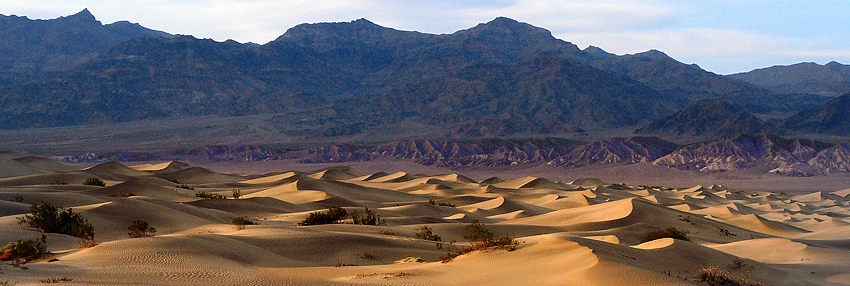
232 217 255 230
82 177 105 187
13 195 24 203
414 226 442 242
51 179 68 185
350 207 386 226
440 220 519 263
17 202 95 246
640 227 690 243
360 252 377 260
231 189 242 199
0 235 46 262
39 277 72 283
195 191 225 199
127 220 156 238
717 226 738 237
698 266 759 286
438 202 455 207
179 184 195 190
730 258 746 270
379 230 395 235
298 207 347 226
107 192 135 198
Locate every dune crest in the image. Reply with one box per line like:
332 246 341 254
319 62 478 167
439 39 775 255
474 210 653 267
1 156 848 285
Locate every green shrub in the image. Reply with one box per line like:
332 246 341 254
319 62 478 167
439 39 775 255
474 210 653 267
82 177 105 187
0 235 46 261
640 227 690 243
17 202 94 246
127 220 156 238
414 225 442 242
298 207 347 226
232 217 255 230
351 207 386 226
195 191 225 199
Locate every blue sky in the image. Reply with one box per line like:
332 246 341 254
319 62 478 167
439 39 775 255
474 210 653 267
3 0 848 74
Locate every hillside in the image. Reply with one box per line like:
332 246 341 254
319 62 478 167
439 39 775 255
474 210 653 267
0 12 820 140
635 99 779 140
731 61 850 97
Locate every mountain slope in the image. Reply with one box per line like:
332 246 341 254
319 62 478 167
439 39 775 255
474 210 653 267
782 93 850 135
654 134 832 172
635 99 778 139
0 9 171 86
731 61 850 97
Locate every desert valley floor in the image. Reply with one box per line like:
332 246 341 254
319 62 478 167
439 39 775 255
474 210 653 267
2 150 850 285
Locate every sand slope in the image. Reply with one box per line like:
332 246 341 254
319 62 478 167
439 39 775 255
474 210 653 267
1 155 849 285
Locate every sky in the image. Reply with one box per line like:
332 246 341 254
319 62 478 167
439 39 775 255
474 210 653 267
2 0 849 75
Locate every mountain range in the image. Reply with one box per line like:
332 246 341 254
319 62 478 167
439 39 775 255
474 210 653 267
2 9 850 176
0 11 841 136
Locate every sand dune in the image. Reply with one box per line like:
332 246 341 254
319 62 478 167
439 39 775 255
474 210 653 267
1 156 849 285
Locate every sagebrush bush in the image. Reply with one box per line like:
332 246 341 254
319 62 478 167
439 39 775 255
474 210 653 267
0 235 46 261
17 202 94 246
127 220 157 238
351 207 386 226
82 177 105 187
298 207 347 226
640 227 690 243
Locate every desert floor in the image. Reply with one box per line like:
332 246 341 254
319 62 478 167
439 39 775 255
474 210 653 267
2 151 850 285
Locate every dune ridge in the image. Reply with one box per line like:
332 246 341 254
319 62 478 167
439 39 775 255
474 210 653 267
1 155 849 285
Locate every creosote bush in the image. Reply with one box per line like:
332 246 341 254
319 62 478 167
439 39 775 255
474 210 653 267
440 220 519 263
698 266 758 286
128 220 157 238
298 207 347 226
414 225 442 242
231 189 242 199
82 177 105 187
351 207 386 226
17 202 94 246
0 235 46 261
195 191 225 199
232 217 255 230
640 227 690 243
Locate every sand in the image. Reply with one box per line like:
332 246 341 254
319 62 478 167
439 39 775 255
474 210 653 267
1 156 849 285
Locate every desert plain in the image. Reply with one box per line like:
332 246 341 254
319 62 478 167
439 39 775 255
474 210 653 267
2 150 850 285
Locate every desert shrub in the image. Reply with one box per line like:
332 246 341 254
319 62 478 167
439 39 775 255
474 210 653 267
195 191 225 199
298 207 347 226
0 235 46 261
13 195 24 203
127 220 156 238
231 189 242 199
438 202 455 207
232 217 255 230
414 225 442 242
17 202 94 246
428 199 436 205
351 207 386 226
441 220 519 263
179 184 195 190
108 192 135 198
39 277 72 283
640 227 690 243
698 266 755 286
82 177 105 187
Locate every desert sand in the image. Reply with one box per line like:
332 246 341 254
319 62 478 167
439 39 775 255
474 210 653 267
1 151 850 285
